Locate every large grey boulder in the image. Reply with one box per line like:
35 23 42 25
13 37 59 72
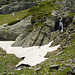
12 16 56 47
0 16 32 40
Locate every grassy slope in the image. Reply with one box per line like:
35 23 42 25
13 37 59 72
0 0 59 25
1 31 74 75
0 9 29 25
0 48 20 74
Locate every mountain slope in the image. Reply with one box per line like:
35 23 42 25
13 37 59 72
0 0 75 75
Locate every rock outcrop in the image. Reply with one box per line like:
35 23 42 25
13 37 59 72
0 0 38 14
12 15 74 47
0 16 32 40
11 16 57 47
0 0 74 47
51 0 75 17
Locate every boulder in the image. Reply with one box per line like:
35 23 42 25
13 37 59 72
0 16 32 40
12 16 56 47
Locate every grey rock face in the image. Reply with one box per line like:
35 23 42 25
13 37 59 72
11 14 73 47
0 0 38 14
51 0 75 17
0 16 32 40
12 16 56 47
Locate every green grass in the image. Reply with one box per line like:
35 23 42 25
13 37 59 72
29 1 60 23
0 49 20 73
0 0 60 26
0 9 29 25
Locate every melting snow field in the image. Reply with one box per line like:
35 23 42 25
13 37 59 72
0 41 60 67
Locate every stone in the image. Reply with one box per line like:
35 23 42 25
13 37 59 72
45 12 48 16
62 46 68 49
72 59 75 63
63 64 71 67
59 68 64 72
51 59 55 62
11 34 24 46
55 51 64 56
34 32 44 46
49 65 59 70
0 53 2 55
43 17 55 31
70 66 75 74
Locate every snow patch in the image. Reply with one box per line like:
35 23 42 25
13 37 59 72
0 41 60 66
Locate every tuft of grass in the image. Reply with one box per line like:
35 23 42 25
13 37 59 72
69 13 75 17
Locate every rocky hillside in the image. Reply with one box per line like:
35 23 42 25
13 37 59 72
0 0 43 14
0 0 75 47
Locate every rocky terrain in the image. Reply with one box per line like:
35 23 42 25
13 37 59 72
0 0 75 75
0 0 39 14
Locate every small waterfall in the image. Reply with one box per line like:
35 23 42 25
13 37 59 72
59 18 63 33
